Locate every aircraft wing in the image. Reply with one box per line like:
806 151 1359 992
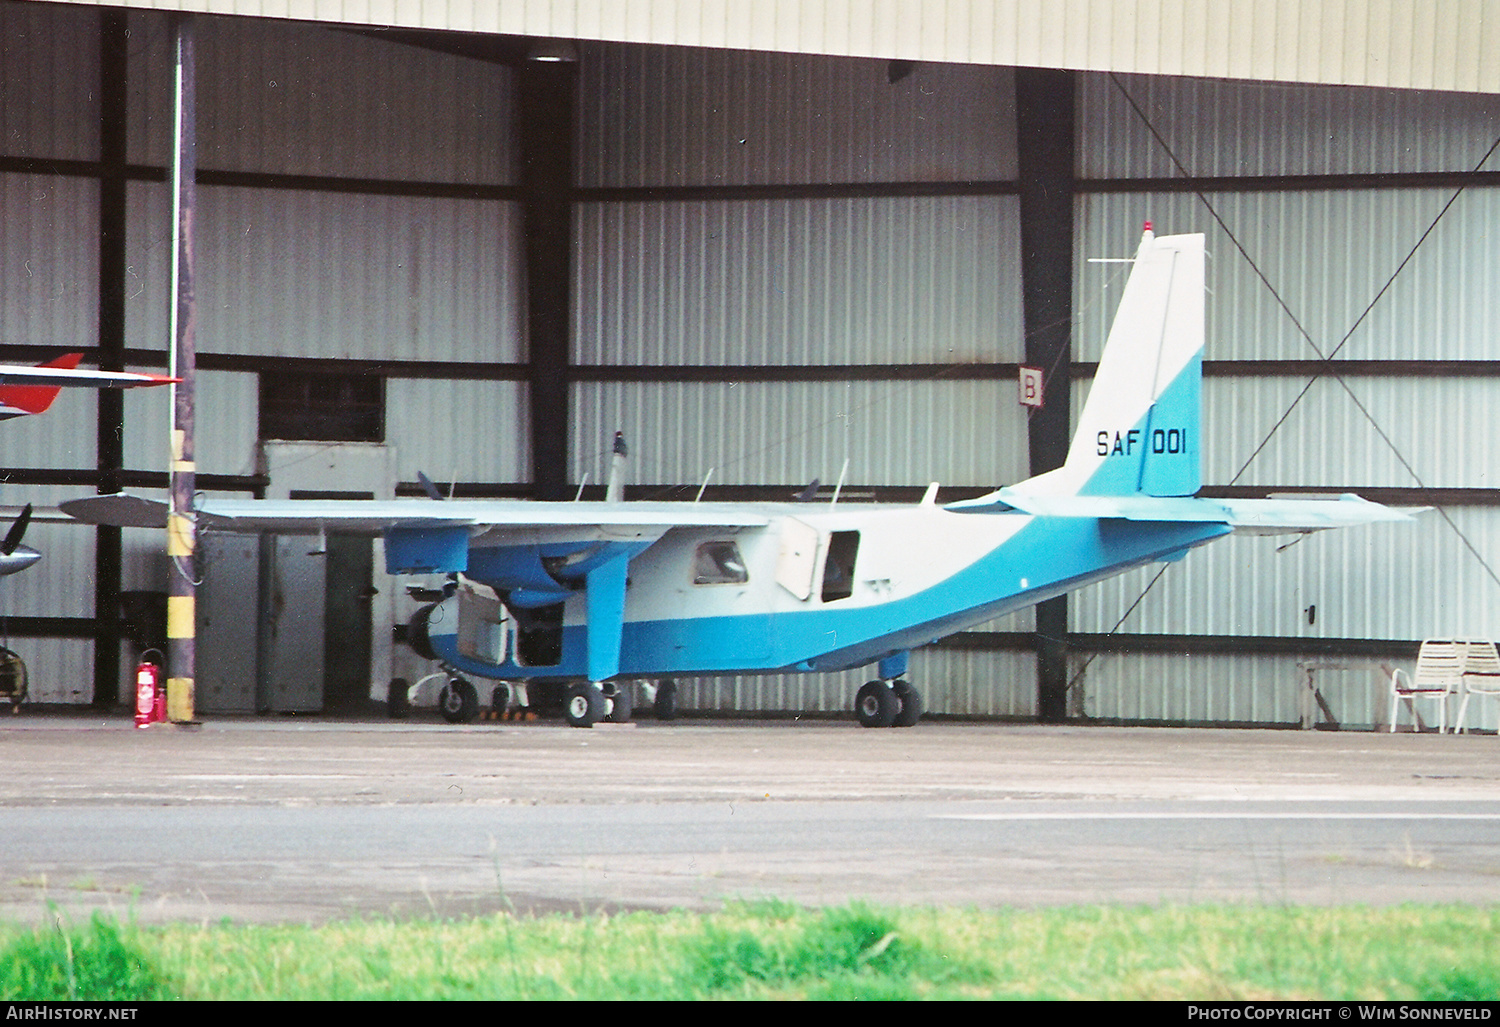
0 364 178 388
59 494 770 538
0 355 177 421
949 488 1420 534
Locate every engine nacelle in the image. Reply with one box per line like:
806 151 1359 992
406 602 448 661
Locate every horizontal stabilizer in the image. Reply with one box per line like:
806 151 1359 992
950 488 1418 534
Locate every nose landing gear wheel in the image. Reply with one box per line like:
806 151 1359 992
439 677 480 724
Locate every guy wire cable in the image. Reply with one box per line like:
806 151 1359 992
1067 76 1500 701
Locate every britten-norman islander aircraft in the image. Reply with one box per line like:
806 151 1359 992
0 353 176 577
61 226 1415 727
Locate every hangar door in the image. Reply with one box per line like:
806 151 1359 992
263 490 375 714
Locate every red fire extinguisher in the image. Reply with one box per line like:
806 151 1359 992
135 650 166 729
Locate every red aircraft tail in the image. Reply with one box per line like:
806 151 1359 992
0 353 84 419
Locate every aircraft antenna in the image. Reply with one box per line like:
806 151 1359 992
831 458 849 507
694 468 714 504
573 472 588 502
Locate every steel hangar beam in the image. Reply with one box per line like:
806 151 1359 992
1015 68 1076 724
93 10 129 709
517 45 578 502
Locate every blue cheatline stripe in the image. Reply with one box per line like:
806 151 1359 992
1078 350 1201 498
426 515 1230 682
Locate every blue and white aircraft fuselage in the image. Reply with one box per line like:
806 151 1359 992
61 226 1416 727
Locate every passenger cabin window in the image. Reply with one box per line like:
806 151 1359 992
821 531 860 602
693 541 748 585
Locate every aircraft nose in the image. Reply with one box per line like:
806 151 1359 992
0 546 41 577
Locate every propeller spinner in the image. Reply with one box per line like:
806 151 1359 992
0 504 40 576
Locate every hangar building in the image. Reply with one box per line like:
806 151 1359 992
3 0 1499 728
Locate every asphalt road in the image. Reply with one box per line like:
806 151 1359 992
3 714 1499 924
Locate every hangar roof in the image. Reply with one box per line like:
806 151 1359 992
40 0 1500 95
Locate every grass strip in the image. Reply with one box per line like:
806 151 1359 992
1 901 1496 1001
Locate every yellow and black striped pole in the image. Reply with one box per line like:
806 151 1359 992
167 14 197 724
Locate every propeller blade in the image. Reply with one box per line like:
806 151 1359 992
2 504 32 555
417 471 444 502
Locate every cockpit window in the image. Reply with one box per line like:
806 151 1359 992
693 541 749 585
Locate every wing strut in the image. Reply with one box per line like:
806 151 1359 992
584 552 629 682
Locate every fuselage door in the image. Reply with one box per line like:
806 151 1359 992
775 517 820 601
456 578 509 665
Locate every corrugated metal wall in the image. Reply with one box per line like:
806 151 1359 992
1076 189 1500 364
8 2 1500 724
2 6 525 702
571 41 1025 714
574 197 1019 366
577 46 1016 187
39 0 1500 96
1082 74 1500 179
1073 71 1500 728
572 379 1027 489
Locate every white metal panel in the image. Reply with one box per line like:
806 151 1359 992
122 370 259 477
1082 73 1500 180
0 1 98 161
46 1 1500 95
125 133 523 368
190 15 513 183
125 9 172 167
674 643 1035 717
0 384 96 472
1071 507 1500 645
385 377 529 483
194 187 524 361
0 485 96 618
11 640 95 706
0 174 99 355
575 196 1022 365
1200 376 1500 492
577 42 1016 187
916 644 1037 718
1072 651 1323 726
121 522 171 593
1077 188 1500 363
123 181 170 356
572 379 1029 488
0 484 98 708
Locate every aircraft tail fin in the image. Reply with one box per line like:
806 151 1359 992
0 353 84 420
1014 225 1204 499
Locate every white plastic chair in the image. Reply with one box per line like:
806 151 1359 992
1389 639 1464 733
1455 640 1500 734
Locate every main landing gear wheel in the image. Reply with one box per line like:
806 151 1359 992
653 680 678 722
565 683 607 727
856 680 898 728
604 683 633 723
439 677 480 724
891 679 923 727
490 683 512 716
